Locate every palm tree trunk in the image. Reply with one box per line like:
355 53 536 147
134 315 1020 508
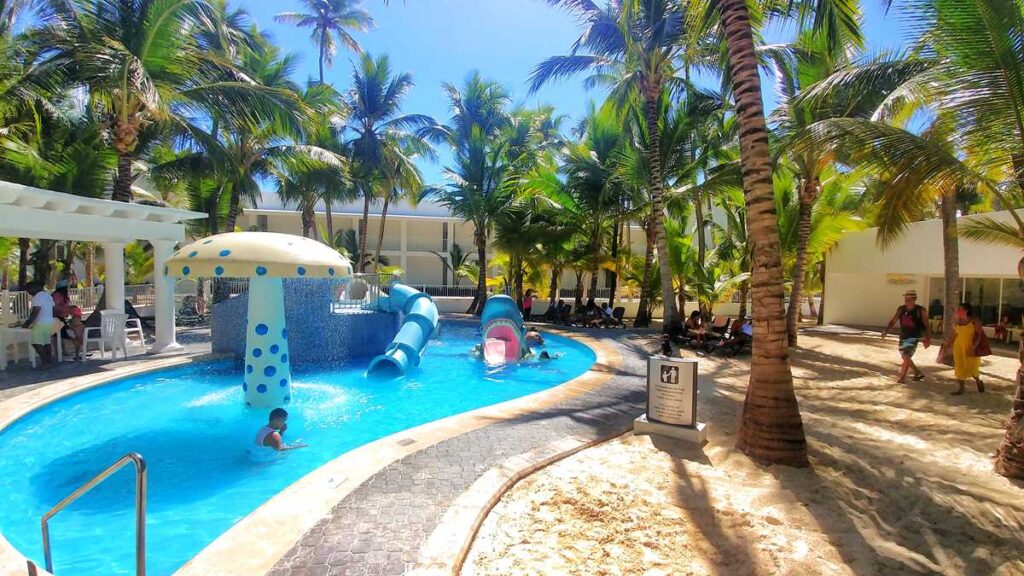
806 293 817 318
695 189 707 265
786 177 818 346
513 255 524 309
225 189 241 232
325 199 334 244
609 218 621 308
737 280 749 322
548 266 560 305
573 270 584 309
84 243 94 288
939 190 960 341
374 194 392 272
17 238 29 287
318 30 326 85
588 228 601 300
112 153 133 203
634 219 656 327
302 205 315 238
721 0 807 468
644 94 681 334
997 165 1024 478
816 259 826 325
471 227 487 316
358 190 371 272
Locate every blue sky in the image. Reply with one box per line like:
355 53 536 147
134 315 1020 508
239 1 912 185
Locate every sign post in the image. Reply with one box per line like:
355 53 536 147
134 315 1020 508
634 356 708 444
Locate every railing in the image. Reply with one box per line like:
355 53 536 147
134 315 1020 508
406 284 478 298
1 290 31 322
40 453 146 575
332 273 400 312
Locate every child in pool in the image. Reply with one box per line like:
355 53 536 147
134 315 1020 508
539 350 562 361
254 408 307 451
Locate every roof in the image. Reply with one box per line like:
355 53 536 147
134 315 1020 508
0 180 205 243
249 192 457 220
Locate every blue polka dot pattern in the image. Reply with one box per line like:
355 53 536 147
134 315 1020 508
255 323 268 335
253 348 262 358
182 266 190 276
328 268 335 276
283 395 291 403
189 251 198 258
264 366 276 377
282 328 288 339
256 266 267 276
279 378 288 387
297 266 306 276
243 383 248 391
257 384 267 393
281 354 288 364
215 266 224 276
270 344 280 354
219 249 231 257
246 365 253 374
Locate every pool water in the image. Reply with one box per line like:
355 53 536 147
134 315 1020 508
0 322 595 575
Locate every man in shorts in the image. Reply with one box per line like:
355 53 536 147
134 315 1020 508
21 282 55 369
882 289 931 383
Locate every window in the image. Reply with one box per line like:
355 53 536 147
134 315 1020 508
963 278 1001 324
1002 279 1024 326
257 215 269 232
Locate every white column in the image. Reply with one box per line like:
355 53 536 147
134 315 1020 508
150 240 180 352
102 242 126 313
400 220 408 275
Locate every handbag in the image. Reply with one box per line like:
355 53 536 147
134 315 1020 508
973 327 992 357
936 341 954 367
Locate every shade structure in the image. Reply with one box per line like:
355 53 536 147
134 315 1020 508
165 232 352 409
164 232 353 280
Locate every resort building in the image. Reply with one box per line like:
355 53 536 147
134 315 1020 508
824 210 1021 331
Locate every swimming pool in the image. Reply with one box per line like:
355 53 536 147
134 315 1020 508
0 322 595 575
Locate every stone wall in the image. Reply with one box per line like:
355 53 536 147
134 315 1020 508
212 279 400 364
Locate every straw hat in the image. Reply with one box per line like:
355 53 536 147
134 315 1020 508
904 289 918 298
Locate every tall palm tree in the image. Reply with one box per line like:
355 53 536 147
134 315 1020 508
276 0 374 236
421 73 515 314
275 0 374 85
532 0 688 332
37 0 298 204
344 53 433 272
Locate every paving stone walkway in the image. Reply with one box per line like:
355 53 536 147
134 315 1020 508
269 330 653 576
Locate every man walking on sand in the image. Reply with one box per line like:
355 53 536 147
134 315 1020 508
882 289 931 384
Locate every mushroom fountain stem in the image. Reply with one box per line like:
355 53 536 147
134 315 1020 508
244 277 291 408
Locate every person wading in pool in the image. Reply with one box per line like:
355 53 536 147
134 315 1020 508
882 289 932 384
255 408 307 451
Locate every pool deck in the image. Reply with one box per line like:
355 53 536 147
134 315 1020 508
267 326 652 576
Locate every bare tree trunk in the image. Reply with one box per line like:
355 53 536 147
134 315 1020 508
374 193 392 272
357 190 371 272
588 227 601 300
112 153 133 203
940 190 960 341
17 237 29 288
325 199 334 244
609 218 621 308
225 189 242 233
634 219 655 327
574 270 584 309
721 0 808 467
786 177 818 347
548 266 560 306
644 94 681 333
84 243 95 287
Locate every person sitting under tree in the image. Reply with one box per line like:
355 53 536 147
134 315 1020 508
882 289 931 384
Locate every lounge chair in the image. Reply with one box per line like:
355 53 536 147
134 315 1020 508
605 307 626 328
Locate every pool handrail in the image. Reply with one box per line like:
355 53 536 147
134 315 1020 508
40 452 147 575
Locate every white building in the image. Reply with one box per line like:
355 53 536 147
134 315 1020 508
824 210 1021 328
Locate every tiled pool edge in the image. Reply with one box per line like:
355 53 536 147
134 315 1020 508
173 330 620 576
0 353 214 576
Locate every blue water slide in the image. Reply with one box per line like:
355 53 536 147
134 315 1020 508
366 283 439 378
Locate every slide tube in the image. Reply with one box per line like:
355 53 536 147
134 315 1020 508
366 283 439 378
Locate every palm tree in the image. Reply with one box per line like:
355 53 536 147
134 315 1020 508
432 243 471 287
37 0 299 204
421 73 515 314
532 0 688 332
275 0 374 85
344 53 433 272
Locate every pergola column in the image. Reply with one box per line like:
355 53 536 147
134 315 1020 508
102 242 126 313
150 240 180 352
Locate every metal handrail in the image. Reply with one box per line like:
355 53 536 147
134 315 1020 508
41 452 146 575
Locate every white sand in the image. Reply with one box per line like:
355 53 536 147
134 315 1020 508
464 329 1024 576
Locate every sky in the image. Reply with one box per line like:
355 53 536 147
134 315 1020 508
239 1 914 186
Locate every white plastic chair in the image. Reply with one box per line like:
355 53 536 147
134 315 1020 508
125 318 146 350
84 310 131 360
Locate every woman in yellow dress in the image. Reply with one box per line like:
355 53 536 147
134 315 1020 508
950 302 984 395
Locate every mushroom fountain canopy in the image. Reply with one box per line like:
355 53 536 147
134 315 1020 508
164 232 353 280
165 232 353 409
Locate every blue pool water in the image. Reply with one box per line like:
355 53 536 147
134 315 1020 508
0 322 595 575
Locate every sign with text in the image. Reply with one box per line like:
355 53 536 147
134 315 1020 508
647 357 698 427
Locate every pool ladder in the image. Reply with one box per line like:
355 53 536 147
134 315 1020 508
27 452 147 575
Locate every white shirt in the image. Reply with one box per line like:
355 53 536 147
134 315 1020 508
31 291 54 324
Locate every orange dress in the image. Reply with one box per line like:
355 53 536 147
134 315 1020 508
953 323 980 380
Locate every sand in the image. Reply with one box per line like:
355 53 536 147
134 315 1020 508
464 327 1024 576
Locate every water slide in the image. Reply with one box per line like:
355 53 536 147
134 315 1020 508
480 295 528 365
366 283 439 378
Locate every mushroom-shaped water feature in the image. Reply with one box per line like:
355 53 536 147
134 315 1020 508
166 232 353 408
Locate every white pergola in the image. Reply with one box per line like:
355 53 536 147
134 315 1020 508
0 180 206 352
